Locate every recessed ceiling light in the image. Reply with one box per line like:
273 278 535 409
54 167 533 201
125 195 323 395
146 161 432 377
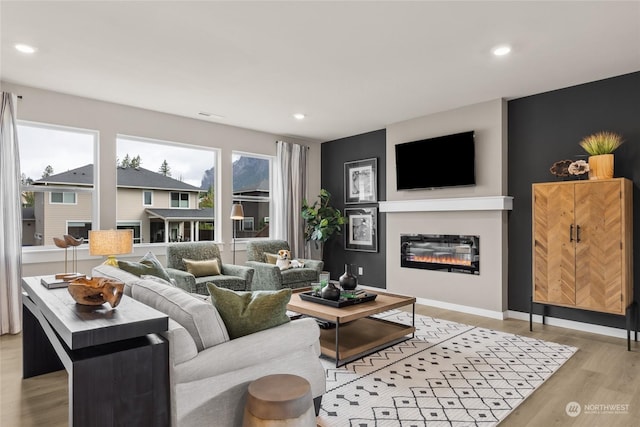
293 113 305 120
15 43 36 54
492 45 511 56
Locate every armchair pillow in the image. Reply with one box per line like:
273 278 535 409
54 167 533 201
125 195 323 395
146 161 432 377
207 283 291 339
264 252 279 265
184 258 221 277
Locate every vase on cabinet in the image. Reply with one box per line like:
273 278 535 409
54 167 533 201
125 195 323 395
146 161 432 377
588 154 614 180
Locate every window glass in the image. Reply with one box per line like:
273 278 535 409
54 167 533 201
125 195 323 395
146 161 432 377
143 191 153 206
117 136 218 243
50 192 77 204
232 152 271 238
18 122 95 248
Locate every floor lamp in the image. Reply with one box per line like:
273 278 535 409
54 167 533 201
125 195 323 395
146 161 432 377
230 203 244 264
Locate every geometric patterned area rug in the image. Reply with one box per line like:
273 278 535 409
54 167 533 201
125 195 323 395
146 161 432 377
317 311 577 426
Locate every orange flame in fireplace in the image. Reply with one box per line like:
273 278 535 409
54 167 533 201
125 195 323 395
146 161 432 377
409 255 472 266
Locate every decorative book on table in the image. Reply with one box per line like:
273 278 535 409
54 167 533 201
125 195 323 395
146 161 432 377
40 275 70 289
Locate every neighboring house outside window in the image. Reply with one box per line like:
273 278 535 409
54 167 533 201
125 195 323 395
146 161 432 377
232 152 272 239
117 135 218 243
18 121 96 247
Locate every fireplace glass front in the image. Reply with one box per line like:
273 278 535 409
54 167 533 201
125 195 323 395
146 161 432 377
401 234 479 274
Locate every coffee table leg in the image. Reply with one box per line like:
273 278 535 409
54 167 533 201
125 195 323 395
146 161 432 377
335 322 340 368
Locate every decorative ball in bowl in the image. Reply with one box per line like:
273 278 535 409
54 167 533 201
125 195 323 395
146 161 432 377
68 277 125 308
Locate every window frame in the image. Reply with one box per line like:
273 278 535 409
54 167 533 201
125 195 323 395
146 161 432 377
231 151 273 240
50 191 77 205
117 134 220 243
142 190 153 206
18 120 99 252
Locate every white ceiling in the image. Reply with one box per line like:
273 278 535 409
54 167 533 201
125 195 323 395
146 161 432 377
2 1 639 142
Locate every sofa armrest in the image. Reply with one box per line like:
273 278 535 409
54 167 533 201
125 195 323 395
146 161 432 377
221 264 255 283
302 259 324 272
173 318 320 384
166 267 196 293
245 261 282 290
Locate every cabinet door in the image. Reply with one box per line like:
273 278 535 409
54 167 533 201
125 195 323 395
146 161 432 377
533 183 576 305
574 181 623 313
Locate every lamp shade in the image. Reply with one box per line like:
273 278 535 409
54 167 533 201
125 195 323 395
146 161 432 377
89 229 134 256
230 203 244 220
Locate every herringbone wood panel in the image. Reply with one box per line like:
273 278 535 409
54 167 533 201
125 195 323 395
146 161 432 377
533 184 575 305
575 181 622 313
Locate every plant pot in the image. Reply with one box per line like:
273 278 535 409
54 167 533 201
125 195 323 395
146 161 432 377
588 154 614 180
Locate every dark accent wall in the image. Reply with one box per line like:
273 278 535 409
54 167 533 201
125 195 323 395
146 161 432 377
321 129 387 288
508 71 640 328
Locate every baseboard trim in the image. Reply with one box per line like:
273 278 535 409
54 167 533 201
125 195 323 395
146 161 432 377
507 310 629 339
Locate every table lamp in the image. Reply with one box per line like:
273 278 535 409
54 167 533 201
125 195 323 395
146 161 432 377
230 203 244 264
89 229 134 266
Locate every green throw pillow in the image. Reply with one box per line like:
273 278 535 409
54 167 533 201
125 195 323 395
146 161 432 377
206 283 291 339
118 251 172 283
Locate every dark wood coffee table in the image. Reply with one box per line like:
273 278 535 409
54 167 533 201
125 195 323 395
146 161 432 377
287 288 415 367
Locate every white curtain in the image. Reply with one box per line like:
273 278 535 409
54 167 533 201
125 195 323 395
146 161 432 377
0 92 23 335
273 141 307 258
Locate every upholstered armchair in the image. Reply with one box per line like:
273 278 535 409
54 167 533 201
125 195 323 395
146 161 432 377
245 240 323 291
166 241 254 294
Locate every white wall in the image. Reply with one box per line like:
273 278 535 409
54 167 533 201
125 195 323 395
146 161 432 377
385 99 509 315
3 82 321 276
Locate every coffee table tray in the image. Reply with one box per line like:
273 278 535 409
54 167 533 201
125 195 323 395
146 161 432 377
299 291 377 308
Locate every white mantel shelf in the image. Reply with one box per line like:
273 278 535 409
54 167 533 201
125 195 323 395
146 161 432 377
379 196 513 213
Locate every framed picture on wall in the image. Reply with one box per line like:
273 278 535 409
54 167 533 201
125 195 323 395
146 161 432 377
344 158 377 204
345 206 378 252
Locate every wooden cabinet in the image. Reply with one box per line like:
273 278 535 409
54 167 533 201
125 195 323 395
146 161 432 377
532 178 633 315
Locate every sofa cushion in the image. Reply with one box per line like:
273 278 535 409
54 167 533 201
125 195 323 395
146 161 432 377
132 279 229 351
207 283 291 339
184 258 221 277
118 251 173 283
264 252 279 264
141 274 175 287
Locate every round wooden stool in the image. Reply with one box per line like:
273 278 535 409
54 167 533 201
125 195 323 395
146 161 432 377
243 374 315 427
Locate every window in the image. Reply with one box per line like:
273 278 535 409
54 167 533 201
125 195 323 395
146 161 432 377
143 190 153 206
117 135 218 243
50 192 77 204
232 152 271 239
67 221 92 240
241 217 255 231
117 222 142 244
18 121 96 248
170 192 190 208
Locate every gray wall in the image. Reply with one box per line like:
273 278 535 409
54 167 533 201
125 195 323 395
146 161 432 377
508 71 640 328
321 130 386 288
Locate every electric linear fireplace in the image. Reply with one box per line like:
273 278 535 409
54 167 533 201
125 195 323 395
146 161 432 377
401 234 480 275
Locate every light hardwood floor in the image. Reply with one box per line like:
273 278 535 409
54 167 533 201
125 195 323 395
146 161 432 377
1 305 638 426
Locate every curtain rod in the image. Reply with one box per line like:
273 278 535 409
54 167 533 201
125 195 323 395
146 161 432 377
275 141 309 149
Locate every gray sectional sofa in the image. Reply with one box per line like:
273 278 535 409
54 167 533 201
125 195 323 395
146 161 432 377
92 264 325 427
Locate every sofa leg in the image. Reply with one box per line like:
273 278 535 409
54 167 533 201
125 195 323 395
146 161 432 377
313 395 323 416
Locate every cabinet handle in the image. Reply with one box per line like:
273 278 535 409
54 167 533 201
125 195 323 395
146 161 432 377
569 224 574 242
576 225 581 243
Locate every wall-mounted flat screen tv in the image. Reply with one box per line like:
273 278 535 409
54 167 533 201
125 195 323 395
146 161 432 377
395 131 475 190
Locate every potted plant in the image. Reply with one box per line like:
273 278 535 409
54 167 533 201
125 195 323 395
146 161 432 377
301 189 345 260
579 131 624 180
